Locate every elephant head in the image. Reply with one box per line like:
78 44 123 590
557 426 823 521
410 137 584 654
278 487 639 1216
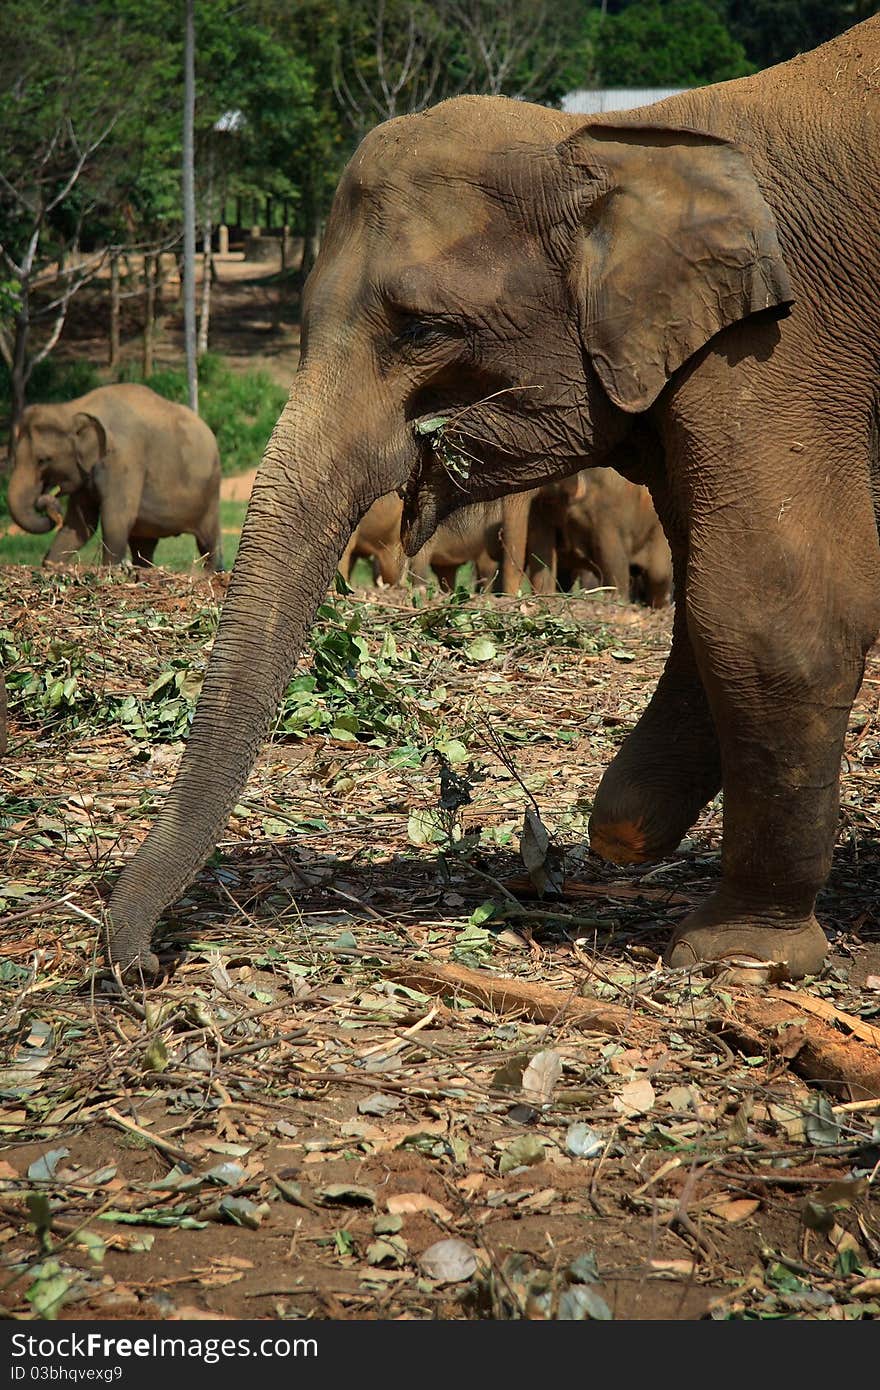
9 403 108 533
106 96 792 973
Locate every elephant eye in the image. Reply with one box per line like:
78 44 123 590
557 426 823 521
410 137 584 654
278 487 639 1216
393 313 460 350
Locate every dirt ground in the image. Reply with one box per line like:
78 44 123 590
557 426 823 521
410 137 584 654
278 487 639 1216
55 251 301 389
1 569 878 1322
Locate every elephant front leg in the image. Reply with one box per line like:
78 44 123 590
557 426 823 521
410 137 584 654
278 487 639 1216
44 491 99 565
666 498 880 980
590 481 721 866
589 582 722 866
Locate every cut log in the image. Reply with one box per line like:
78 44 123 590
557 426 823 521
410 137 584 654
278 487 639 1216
386 963 880 1098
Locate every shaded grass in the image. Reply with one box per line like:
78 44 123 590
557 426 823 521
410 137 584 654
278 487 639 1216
0 499 248 571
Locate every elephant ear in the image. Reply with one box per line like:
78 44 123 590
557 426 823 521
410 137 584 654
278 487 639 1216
72 412 109 473
559 123 794 412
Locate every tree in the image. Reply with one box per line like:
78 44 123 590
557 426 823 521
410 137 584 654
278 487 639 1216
726 1 878 70
590 0 754 86
333 0 584 137
0 1 158 459
183 0 198 411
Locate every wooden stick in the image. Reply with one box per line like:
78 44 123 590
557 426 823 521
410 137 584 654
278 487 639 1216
104 1106 192 1162
781 991 880 1049
385 960 652 1038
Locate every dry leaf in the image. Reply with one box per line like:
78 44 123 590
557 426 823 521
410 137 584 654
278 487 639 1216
521 1050 563 1103
420 1239 478 1284
457 1173 485 1195
386 1193 453 1222
614 1076 655 1117
709 1198 760 1224
851 1279 880 1299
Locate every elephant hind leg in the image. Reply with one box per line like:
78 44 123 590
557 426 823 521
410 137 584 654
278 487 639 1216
130 536 158 567
194 498 224 571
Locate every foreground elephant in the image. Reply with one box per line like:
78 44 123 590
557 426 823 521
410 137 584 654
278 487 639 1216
107 19 880 981
9 384 222 568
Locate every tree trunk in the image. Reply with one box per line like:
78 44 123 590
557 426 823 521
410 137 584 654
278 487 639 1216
198 220 212 358
7 303 30 468
109 253 121 371
297 175 322 288
182 0 198 413
142 253 157 378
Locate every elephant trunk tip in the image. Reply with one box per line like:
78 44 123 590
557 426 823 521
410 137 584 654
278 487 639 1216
7 475 56 534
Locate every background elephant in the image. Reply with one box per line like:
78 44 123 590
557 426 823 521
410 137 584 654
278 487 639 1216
341 491 532 590
107 19 880 982
522 467 672 603
8 383 223 568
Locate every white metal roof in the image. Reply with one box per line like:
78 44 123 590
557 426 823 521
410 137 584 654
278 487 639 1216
562 87 688 114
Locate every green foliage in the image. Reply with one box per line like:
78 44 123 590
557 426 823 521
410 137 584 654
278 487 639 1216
589 1 754 86
726 1 879 70
0 358 101 411
0 576 610 757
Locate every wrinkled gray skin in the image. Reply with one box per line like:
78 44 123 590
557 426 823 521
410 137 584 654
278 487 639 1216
108 19 880 982
9 384 222 568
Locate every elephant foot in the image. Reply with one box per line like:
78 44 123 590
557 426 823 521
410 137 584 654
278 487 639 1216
589 815 667 865
589 810 691 866
664 895 828 982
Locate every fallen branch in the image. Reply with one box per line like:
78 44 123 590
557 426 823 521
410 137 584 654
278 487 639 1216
385 959 652 1038
104 1106 193 1163
502 875 691 906
782 991 880 1049
715 992 880 1100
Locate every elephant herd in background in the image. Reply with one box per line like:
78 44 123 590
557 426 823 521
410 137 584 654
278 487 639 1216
7 380 668 605
342 468 672 604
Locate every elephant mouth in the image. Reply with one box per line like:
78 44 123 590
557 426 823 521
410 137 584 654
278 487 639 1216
400 412 480 554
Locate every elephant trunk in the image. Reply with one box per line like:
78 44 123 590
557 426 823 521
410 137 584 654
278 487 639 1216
7 450 54 533
106 397 383 973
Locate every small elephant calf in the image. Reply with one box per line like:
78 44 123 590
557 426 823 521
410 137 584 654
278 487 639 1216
8 383 223 569
339 493 507 589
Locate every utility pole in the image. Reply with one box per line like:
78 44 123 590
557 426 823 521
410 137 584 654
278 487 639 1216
182 0 198 413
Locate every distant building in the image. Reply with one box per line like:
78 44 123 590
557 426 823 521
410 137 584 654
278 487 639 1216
562 88 688 115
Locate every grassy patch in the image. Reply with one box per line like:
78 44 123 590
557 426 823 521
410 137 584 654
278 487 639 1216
0 500 248 571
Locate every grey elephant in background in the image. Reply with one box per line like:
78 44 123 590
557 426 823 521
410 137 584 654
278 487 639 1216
8 383 223 569
339 491 525 589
